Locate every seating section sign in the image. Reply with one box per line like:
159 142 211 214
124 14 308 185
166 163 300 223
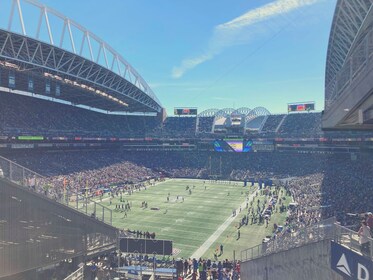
331 241 372 280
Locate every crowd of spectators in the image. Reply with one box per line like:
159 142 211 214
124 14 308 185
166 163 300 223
260 114 285 133
161 116 197 137
2 92 373 141
4 150 211 203
228 152 325 179
41 160 156 194
282 174 324 229
35 247 241 279
0 92 160 137
220 151 373 246
243 152 373 259
178 257 240 280
7 150 372 230
87 253 241 280
5 150 159 201
320 154 373 224
197 117 215 133
83 251 175 280
277 112 322 136
6 150 157 178
245 116 266 131
123 151 208 179
3 148 372 237
2 147 372 278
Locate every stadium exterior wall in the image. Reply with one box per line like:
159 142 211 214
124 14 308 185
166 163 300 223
323 0 373 129
322 48 373 129
240 239 343 280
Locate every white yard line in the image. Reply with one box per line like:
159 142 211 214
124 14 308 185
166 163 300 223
190 189 257 259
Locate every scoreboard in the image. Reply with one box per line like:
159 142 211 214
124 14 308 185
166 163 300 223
213 139 253 152
287 102 315 112
174 108 198 115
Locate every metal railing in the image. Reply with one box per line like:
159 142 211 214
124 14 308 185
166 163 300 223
240 217 336 261
334 223 373 260
62 191 113 225
64 266 84 280
240 217 373 262
0 155 112 225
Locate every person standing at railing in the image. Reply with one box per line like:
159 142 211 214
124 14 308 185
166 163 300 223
366 212 373 236
358 220 371 257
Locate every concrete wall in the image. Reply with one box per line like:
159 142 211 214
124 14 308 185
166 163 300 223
240 239 343 280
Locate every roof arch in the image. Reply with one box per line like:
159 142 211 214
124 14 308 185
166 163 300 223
252 106 271 116
0 0 162 112
198 108 219 117
196 106 271 122
245 107 270 121
215 108 235 119
231 107 251 116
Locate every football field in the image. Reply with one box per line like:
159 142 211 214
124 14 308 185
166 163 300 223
92 178 291 260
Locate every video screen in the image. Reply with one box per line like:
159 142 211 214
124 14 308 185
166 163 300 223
174 108 198 115
288 102 315 112
213 139 253 152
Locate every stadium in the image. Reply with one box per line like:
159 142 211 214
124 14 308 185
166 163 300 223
0 0 372 280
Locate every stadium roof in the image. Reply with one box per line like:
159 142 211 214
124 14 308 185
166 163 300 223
323 0 373 129
325 0 372 83
0 0 162 114
198 106 270 119
325 0 373 109
196 107 270 131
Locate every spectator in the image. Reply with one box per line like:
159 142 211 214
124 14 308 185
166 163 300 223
366 212 373 235
358 221 371 257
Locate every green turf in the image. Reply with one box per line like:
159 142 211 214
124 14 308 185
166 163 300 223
202 189 292 260
89 179 291 259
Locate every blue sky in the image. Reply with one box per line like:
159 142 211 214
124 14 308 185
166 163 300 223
2 0 337 115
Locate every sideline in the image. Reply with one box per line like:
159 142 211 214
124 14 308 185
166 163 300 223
190 188 257 259
87 178 171 205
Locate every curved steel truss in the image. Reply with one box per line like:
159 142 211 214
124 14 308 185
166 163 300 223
197 108 219 117
214 108 235 119
231 107 251 116
0 0 162 112
325 0 373 90
246 107 270 120
198 106 270 119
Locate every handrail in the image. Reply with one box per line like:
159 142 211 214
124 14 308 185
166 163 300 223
64 265 84 280
334 222 373 259
240 217 373 262
240 217 336 261
0 155 113 225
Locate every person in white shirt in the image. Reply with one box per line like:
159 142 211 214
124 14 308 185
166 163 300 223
358 221 371 257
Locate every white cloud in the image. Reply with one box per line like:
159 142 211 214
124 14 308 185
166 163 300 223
172 53 214 79
172 0 322 79
217 0 319 31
